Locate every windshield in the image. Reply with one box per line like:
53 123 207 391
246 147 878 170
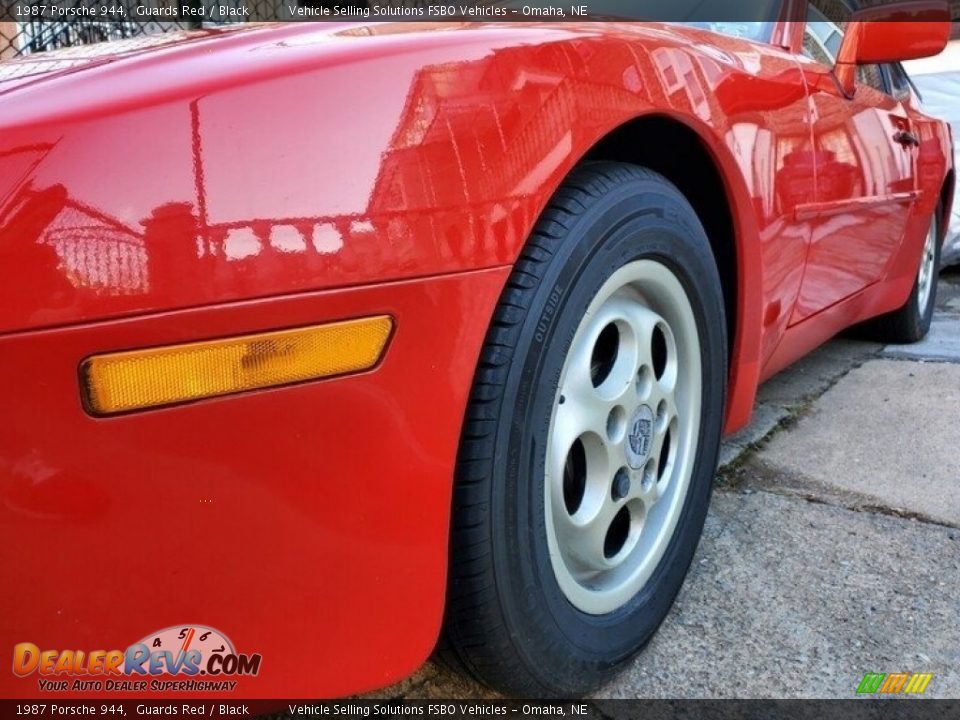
673 22 775 42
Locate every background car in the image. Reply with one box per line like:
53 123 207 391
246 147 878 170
906 36 960 265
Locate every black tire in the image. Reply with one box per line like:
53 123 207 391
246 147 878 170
441 162 727 697
859 210 941 343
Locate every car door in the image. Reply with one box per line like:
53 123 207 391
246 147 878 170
791 0 919 322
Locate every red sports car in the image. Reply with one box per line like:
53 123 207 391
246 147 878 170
0 4 953 700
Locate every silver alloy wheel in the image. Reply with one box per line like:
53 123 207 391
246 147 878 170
544 259 702 615
917 220 937 314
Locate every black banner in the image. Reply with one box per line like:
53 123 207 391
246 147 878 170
5 700 960 719
2 0 959 23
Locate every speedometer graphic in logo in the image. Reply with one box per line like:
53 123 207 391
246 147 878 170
138 625 235 659
127 624 262 679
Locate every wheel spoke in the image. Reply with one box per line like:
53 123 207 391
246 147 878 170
566 502 619 570
617 297 663 400
648 429 670 488
654 321 680 395
654 394 678 438
628 464 658 506
549 397 592 467
605 438 627 479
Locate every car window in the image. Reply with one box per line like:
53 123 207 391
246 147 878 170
803 0 888 94
887 63 914 102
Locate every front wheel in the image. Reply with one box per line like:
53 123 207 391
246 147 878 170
442 162 727 697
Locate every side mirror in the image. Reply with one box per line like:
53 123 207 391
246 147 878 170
834 0 951 96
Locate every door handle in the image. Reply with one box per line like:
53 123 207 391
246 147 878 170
893 130 920 148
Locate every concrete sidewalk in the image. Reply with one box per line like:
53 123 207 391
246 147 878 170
372 270 960 700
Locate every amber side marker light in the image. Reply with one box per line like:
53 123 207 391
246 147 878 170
81 315 393 415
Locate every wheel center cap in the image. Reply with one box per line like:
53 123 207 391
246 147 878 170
625 404 654 469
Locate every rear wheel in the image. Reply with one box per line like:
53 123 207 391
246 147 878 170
442 162 726 697
861 210 941 343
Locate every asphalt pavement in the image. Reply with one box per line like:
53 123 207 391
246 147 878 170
369 269 960 700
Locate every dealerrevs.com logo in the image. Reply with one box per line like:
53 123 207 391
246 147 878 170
12 625 262 692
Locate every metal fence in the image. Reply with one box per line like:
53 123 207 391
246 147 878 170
1 19 181 58
0 1 294 59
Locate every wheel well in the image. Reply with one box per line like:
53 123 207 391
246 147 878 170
585 116 738 358
940 169 955 240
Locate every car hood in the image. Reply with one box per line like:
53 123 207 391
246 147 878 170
0 20 722 113
0 20 745 334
